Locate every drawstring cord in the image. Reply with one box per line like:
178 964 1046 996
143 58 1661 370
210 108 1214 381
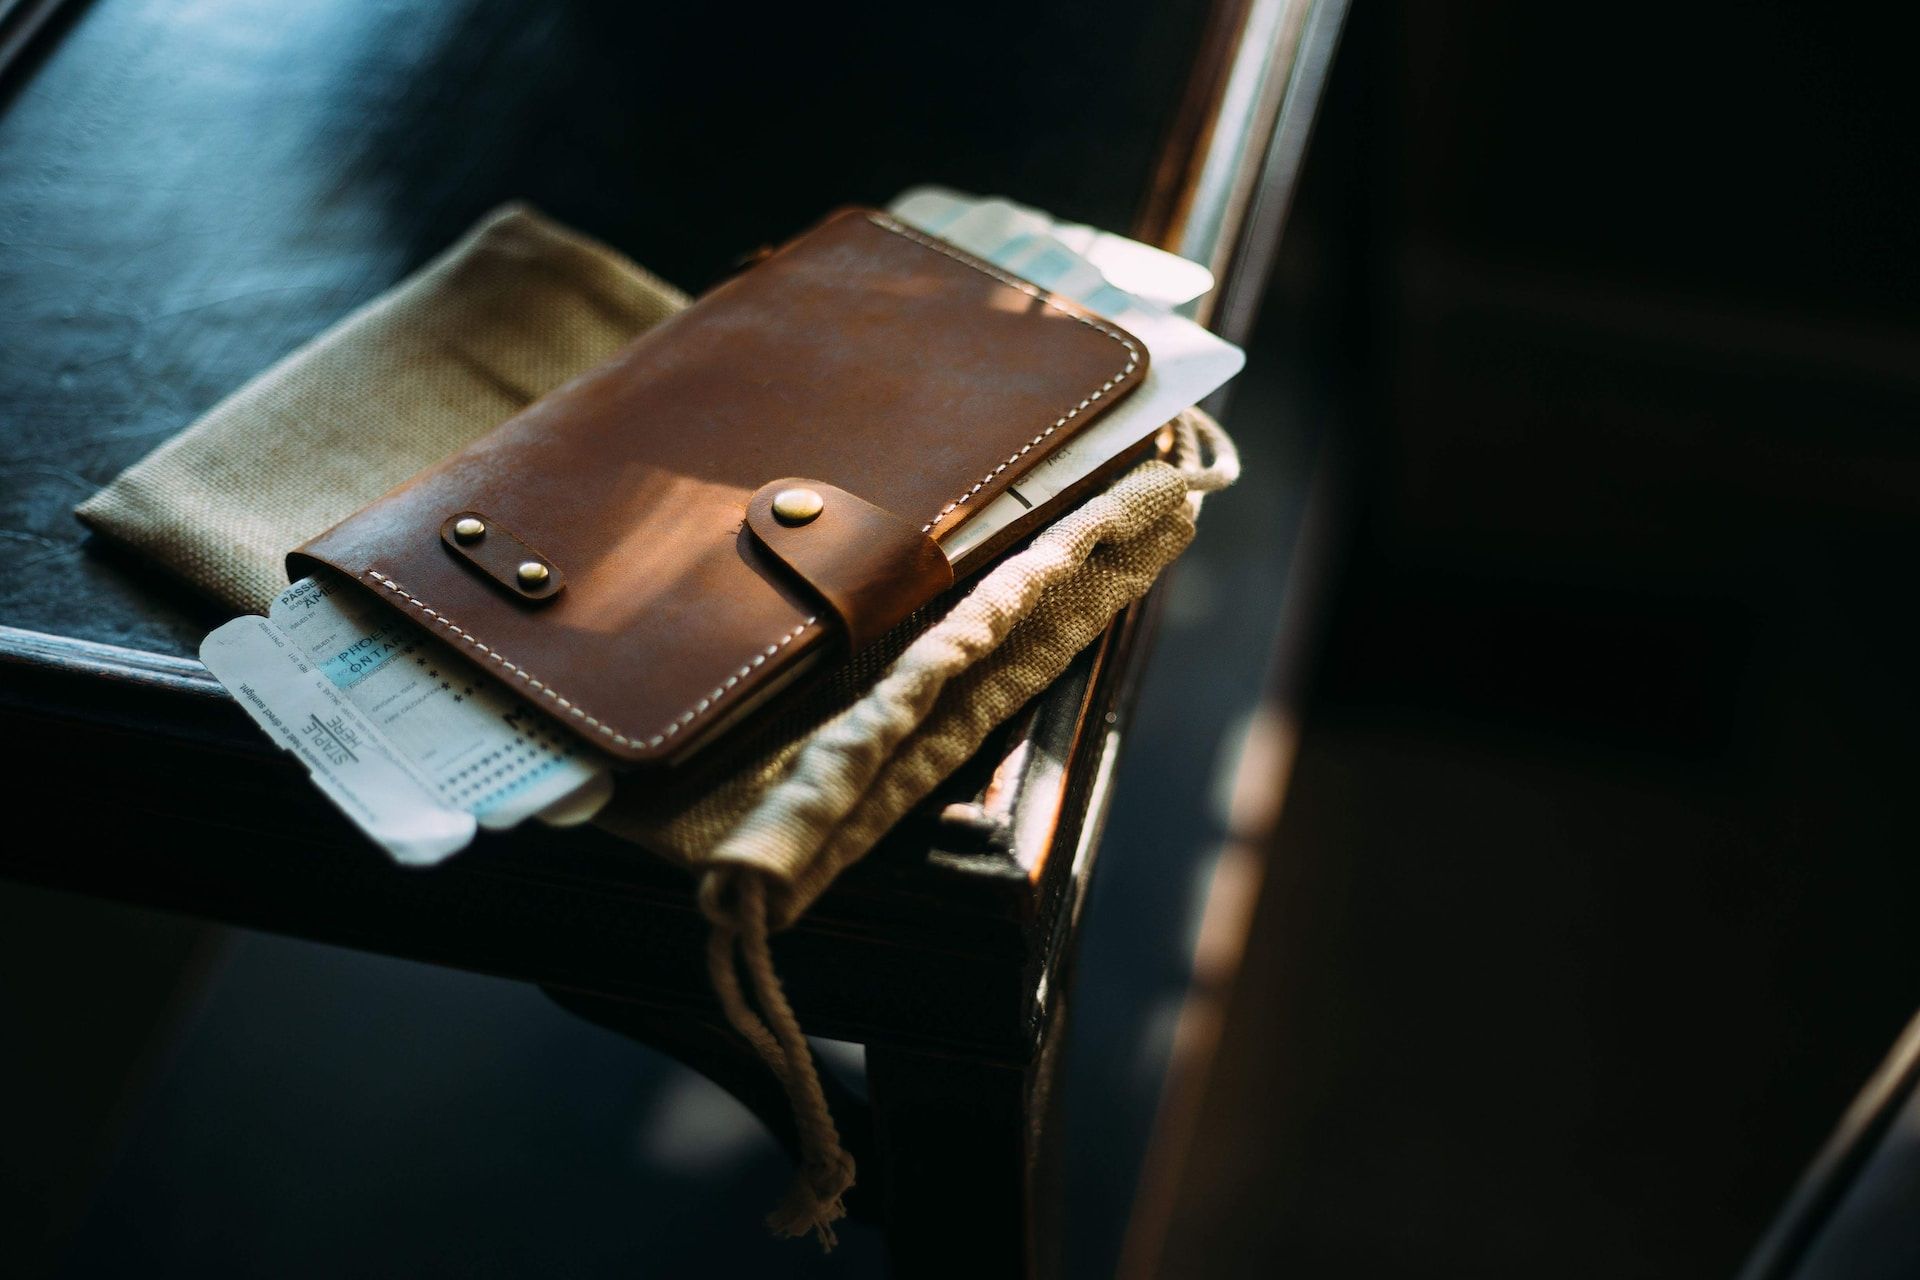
701 869 856 1249
692 408 1234 1251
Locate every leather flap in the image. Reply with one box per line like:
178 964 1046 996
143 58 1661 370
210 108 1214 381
438 511 564 602
745 479 952 653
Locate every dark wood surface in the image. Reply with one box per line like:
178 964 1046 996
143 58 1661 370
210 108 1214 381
0 609 1120 1061
0 0 1210 655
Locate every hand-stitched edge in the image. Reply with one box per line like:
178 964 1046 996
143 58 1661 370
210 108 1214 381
366 570 816 753
866 214 1142 533
362 219 1133 755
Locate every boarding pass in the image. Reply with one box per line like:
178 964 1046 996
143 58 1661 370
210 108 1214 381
201 572 613 864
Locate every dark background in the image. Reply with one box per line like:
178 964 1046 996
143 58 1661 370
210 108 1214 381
1152 0 1920 1276
4 0 1918 1276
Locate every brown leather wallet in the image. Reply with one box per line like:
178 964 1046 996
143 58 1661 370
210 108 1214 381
288 209 1149 764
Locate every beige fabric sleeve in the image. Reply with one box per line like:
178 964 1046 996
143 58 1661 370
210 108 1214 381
76 204 687 613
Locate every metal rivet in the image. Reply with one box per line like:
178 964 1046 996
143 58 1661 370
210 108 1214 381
453 517 486 542
516 560 550 588
771 487 824 525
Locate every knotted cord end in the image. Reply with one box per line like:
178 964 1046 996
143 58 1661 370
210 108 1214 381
700 866 858 1252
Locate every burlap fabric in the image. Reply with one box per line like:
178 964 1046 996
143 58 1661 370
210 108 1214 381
75 204 1240 1246
597 414 1232 927
77 205 688 614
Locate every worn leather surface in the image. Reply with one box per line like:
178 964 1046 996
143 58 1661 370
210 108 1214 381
745 478 953 653
289 210 1144 763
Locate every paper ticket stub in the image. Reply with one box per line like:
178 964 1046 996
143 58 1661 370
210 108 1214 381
201 615 478 865
200 572 612 864
890 191 1246 562
268 575 610 828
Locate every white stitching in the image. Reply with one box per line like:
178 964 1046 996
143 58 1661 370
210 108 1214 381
865 214 1141 533
366 570 815 752
365 218 1128 753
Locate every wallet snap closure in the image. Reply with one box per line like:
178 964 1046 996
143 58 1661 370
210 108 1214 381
745 478 952 652
771 487 825 525
439 510 564 602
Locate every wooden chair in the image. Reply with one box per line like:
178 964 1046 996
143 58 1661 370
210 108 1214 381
0 0 1346 1271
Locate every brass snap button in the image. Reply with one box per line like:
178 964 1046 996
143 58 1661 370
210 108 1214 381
452 516 486 543
771 487 824 525
516 560 551 588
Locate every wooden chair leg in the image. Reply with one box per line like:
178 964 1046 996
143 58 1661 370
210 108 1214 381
866 1024 1069 1278
548 985 1072 1272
